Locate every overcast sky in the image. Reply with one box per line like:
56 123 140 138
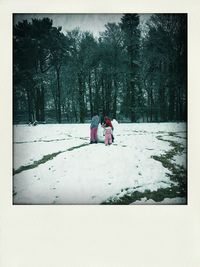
14 14 151 37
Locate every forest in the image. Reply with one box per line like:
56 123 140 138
13 14 187 123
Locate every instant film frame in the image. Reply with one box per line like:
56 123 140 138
0 0 200 266
12 12 188 205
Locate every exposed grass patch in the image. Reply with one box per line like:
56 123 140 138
152 135 187 193
13 143 89 175
102 132 187 205
102 186 186 205
14 138 69 144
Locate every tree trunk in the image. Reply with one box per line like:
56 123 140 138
101 75 105 116
26 88 35 123
40 85 45 121
130 79 136 122
94 68 99 115
78 73 85 123
159 85 165 122
129 53 136 122
88 72 94 116
105 77 112 116
150 87 153 122
112 76 118 119
56 68 61 123
35 87 40 121
159 61 166 122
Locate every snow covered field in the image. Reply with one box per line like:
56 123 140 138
13 122 187 204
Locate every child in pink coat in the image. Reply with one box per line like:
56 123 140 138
103 125 113 145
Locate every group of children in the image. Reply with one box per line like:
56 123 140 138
90 115 114 146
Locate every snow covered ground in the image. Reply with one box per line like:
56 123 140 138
13 122 187 204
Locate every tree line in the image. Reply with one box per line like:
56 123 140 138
13 14 187 123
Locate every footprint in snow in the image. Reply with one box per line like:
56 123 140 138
135 180 139 185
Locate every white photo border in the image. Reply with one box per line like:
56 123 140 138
0 0 200 266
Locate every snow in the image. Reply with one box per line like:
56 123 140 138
13 122 186 204
172 154 187 169
131 197 186 204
